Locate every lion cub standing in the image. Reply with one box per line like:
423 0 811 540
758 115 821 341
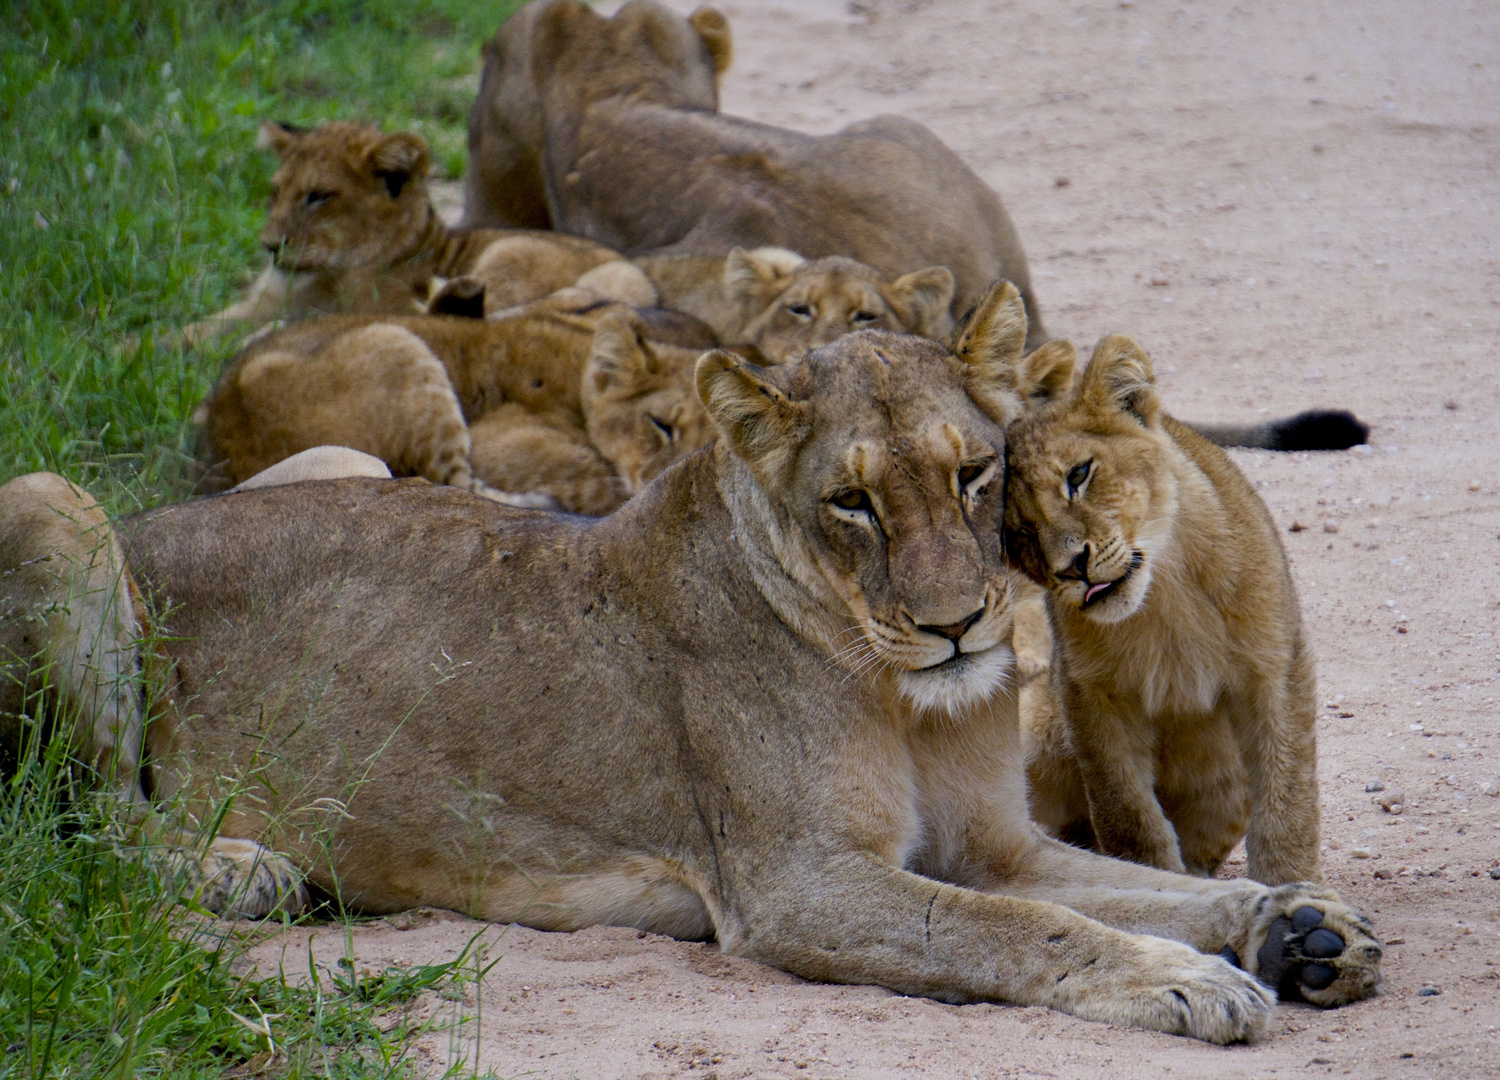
1003 335 1320 886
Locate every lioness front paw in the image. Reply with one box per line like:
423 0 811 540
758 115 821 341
1246 885 1383 1006
179 837 309 919
1091 939 1274 1044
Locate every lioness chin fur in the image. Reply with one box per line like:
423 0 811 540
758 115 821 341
1005 333 1327 889
4 282 1381 1040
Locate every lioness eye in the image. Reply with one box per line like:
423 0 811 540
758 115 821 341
648 416 674 441
305 190 334 208
1066 461 1092 495
830 489 874 514
958 462 989 488
787 303 813 318
852 310 878 324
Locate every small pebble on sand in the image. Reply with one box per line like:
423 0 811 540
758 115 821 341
1377 790 1405 813
1417 986 1441 997
1054 176 1071 187
1479 780 1499 797
1350 847 1374 859
1323 519 1340 533
1289 521 1306 532
1365 780 1386 792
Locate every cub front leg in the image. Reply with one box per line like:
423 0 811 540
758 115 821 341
730 854 1273 1044
1229 647 1322 885
1066 683 1185 873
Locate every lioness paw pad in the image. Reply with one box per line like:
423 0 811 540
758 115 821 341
1250 887 1382 1006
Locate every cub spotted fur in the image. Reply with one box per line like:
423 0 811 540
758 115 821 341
3 281 1379 1043
1004 333 1323 887
183 120 623 345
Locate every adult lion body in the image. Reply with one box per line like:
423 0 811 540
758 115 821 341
462 0 1047 347
4 284 1380 1042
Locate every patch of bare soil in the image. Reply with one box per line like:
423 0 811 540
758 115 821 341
245 0 1500 1074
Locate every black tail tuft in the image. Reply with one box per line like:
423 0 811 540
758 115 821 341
1265 410 1369 452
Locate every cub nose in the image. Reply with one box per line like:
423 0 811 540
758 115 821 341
262 237 285 255
1057 546 1090 581
919 607 985 642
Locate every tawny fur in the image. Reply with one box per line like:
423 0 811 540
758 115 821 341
1004 334 1324 887
462 0 1046 346
0 283 1380 1041
182 120 623 345
198 304 713 515
635 247 955 361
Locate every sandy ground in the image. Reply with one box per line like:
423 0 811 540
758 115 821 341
245 0 1500 1074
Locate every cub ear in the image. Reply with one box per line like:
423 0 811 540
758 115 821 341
1017 340 1077 404
883 265 955 338
367 131 431 198
688 7 733 77
257 120 305 157
587 310 660 398
947 279 1029 425
1077 334 1161 428
696 349 810 479
723 246 805 298
426 276 486 319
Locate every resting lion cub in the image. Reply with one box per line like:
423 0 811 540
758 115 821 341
198 305 711 514
635 247 955 361
183 120 623 345
3 281 1380 1043
1004 335 1322 887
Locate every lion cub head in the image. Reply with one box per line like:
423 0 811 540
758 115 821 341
1004 334 1186 626
697 281 1055 715
583 310 716 494
726 247 956 364
257 120 433 273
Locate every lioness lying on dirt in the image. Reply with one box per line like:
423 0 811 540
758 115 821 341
182 120 623 345
2 283 1380 1042
463 0 1047 347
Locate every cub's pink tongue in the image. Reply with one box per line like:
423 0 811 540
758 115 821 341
1085 581 1112 603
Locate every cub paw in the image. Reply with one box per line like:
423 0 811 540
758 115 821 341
1122 940 1275 1044
1246 885 1383 1006
178 837 309 919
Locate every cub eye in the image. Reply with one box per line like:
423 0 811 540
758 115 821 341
305 190 334 208
830 488 874 515
851 310 879 324
648 415 674 442
1066 461 1092 496
787 303 813 319
957 461 990 488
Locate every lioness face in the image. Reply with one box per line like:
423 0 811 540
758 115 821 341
729 251 957 364
257 121 432 273
584 311 715 493
701 312 1032 716
1004 335 1177 626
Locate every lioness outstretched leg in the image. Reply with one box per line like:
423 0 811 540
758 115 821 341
0 473 307 918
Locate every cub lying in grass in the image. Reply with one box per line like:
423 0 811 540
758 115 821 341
198 304 711 515
1004 334 1324 890
183 120 623 345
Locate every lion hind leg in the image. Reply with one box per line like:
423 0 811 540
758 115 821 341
0 473 146 805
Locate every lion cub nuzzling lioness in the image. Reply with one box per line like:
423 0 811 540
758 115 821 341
1004 335 1322 889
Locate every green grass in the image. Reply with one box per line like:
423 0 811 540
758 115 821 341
0 0 521 1075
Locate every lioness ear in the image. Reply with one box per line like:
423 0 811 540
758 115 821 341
1078 334 1161 427
588 310 659 397
947 280 1029 425
689 7 733 77
1018 340 1077 404
883 266 956 338
257 120 305 157
367 132 430 198
697 349 810 478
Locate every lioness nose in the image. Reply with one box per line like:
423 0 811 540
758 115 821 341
919 608 985 642
1058 547 1090 581
262 237 285 255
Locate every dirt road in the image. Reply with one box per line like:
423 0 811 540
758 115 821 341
247 1 1500 1074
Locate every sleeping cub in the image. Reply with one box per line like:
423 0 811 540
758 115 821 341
1004 334 1322 887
